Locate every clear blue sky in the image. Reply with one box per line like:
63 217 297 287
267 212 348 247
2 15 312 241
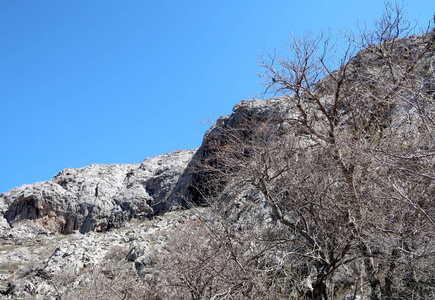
0 1 433 193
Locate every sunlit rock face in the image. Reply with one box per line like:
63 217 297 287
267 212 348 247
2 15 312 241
0 149 196 234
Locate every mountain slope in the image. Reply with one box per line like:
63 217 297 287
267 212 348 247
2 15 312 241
0 32 434 299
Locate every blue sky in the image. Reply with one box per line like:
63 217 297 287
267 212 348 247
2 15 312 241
0 0 433 193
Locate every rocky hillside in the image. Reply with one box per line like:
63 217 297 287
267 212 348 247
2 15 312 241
1 31 434 299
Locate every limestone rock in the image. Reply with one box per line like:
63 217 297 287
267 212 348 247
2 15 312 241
0 149 196 234
0 207 206 299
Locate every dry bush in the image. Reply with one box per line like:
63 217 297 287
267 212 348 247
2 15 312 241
148 217 264 299
61 262 150 300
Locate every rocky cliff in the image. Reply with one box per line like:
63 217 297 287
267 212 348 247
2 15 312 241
0 149 195 234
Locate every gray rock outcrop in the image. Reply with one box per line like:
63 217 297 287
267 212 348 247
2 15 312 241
0 149 196 234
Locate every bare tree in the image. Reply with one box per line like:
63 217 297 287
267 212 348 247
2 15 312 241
150 215 280 299
176 2 435 299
